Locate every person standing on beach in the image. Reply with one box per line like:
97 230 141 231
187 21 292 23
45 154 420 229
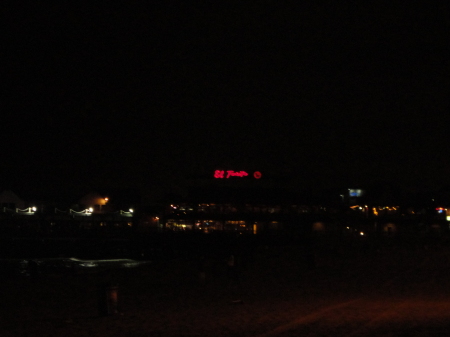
27 260 39 281
226 254 239 284
198 255 207 285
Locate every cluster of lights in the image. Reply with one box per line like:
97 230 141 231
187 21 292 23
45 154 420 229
346 206 400 217
61 208 134 215
436 208 450 221
8 197 135 216
351 205 399 211
350 205 368 210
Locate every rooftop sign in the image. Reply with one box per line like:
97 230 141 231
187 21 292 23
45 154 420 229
214 170 262 179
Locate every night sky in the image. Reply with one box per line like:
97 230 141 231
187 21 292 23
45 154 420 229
3 2 450 201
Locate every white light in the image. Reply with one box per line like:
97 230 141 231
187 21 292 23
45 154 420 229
31 207 37 212
360 232 364 236
88 207 93 213
129 209 134 213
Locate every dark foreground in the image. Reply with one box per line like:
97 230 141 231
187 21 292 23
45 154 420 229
2 241 450 336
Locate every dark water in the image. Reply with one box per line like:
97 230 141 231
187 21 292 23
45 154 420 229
1 219 449 280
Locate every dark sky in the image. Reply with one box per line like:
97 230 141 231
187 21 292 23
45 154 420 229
3 2 450 200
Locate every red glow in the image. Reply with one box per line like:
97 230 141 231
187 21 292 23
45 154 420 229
227 170 248 178
214 170 225 178
214 170 261 179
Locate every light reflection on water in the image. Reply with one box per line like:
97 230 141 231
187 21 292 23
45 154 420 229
0 257 150 276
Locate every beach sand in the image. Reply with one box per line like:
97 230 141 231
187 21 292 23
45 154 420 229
2 243 450 336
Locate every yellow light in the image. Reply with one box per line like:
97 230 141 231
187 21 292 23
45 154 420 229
360 232 364 236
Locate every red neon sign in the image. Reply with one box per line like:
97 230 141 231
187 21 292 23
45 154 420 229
227 170 248 178
214 170 261 179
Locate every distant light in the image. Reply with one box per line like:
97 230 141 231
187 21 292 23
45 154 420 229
31 206 37 212
129 209 134 213
349 189 363 197
214 170 256 179
104 198 109 201
88 207 93 213
360 232 365 236
155 217 159 220
227 170 248 178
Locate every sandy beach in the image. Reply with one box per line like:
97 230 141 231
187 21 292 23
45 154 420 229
2 240 450 337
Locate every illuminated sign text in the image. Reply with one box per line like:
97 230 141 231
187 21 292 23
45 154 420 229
214 170 262 179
